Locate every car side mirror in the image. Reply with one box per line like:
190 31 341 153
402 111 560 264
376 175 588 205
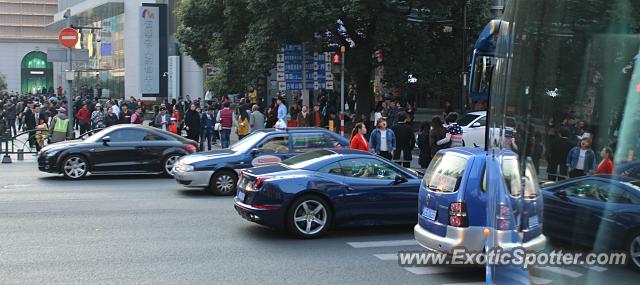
554 190 568 200
394 175 408 184
472 122 482 128
250 148 260 156
102 136 111 146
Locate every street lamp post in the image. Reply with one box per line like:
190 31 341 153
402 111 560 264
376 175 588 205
340 46 345 137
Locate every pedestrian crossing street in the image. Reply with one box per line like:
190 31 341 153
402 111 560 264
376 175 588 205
346 239 611 285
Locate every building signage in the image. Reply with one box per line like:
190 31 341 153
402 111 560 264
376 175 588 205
139 6 160 95
276 44 333 91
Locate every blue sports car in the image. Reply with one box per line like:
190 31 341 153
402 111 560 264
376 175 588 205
542 175 640 270
234 149 423 238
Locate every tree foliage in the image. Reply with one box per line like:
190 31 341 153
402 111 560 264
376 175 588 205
0 73 7 91
176 0 493 115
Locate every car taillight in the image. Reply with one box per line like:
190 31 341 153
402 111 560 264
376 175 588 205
182 144 197 153
497 205 512 230
448 202 468 227
254 176 273 189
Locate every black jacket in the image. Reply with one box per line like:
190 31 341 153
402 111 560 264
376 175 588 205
548 136 575 163
391 122 415 150
184 110 202 132
104 113 118 127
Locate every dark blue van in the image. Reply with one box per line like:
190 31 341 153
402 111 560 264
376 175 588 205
414 148 546 253
173 128 349 195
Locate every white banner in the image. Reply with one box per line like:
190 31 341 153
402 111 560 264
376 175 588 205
139 6 160 95
168 56 180 102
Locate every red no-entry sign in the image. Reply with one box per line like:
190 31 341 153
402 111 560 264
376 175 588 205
58 28 79 48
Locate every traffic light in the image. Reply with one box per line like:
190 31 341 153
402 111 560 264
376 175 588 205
332 53 341 64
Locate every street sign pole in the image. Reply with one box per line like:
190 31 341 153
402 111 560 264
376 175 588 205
340 46 346 137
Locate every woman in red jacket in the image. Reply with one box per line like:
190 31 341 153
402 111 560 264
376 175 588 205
349 122 369 152
595 147 614 174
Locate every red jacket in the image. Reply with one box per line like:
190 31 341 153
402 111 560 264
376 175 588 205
76 108 90 124
595 158 614 174
350 133 370 152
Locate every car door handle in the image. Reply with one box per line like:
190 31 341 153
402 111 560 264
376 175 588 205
346 186 354 191
135 146 146 150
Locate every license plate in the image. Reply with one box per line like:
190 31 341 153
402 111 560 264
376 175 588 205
237 190 246 202
422 207 437 221
528 215 539 228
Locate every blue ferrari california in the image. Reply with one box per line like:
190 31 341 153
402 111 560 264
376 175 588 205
233 149 423 238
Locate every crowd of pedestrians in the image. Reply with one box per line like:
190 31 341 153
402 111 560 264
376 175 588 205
1 89 621 181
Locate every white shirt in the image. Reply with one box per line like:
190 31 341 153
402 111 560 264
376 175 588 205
380 129 388 151
576 149 587 170
111 104 121 117
161 115 167 131
374 112 383 124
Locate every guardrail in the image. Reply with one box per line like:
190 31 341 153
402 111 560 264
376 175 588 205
1 128 103 164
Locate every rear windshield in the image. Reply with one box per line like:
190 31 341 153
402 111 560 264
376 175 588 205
422 153 467 192
282 150 336 168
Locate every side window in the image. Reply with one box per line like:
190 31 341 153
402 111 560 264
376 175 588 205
107 129 148 142
325 134 346 148
565 180 608 202
319 161 345 176
143 133 167 141
422 153 467 192
341 158 403 180
601 183 640 204
257 136 289 153
477 117 487 127
291 133 328 151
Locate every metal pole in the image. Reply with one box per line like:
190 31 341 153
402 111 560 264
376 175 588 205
340 46 345 137
461 2 468 113
66 18 75 139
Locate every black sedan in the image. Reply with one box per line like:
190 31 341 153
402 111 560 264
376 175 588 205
38 125 198 179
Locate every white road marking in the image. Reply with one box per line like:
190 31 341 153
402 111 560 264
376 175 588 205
585 265 607 272
536 266 583 278
347 240 417 248
529 275 553 285
404 266 460 275
373 253 398 261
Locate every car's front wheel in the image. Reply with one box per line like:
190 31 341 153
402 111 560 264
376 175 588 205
627 230 640 271
62 155 88 180
208 170 237 196
286 195 332 239
162 154 181 178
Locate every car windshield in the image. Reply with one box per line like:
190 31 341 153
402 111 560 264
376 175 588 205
457 114 480 126
84 127 113 142
281 150 337 169
229 131 266 152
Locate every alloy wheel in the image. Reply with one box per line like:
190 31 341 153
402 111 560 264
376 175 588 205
216 174 235 193
630 235 640 269
64 157 86 179
164 155 180 176
293 200 327 235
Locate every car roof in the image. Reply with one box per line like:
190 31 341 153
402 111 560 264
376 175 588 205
465 111 487 116
331 149 374 156
257 127 334 134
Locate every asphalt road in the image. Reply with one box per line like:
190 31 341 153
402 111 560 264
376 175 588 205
0 161 637 284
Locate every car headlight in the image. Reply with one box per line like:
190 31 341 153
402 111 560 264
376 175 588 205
45 150 60 157
175 163 194 172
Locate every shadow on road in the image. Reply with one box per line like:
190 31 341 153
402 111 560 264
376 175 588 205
240 223 415 241
176 189 228 198
39 174 169 181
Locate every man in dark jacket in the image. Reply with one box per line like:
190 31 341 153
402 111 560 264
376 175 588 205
391 112 415 168
547 127 575 181
184 104 202 142
118 105 133 124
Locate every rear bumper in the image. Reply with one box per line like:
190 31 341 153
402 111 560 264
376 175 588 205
174 170 213 187
415 224 485 253
414 225 546 253
233 198 283 229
